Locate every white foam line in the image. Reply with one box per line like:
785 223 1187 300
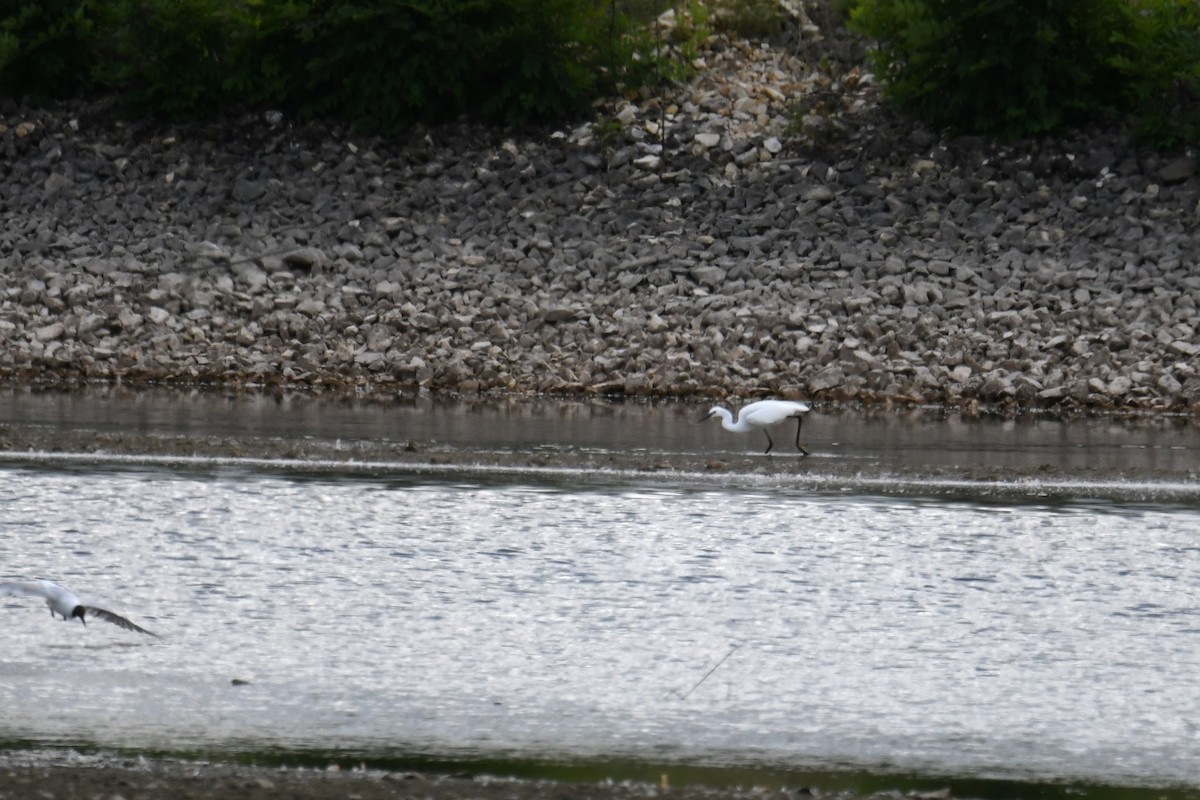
1 448 1197 502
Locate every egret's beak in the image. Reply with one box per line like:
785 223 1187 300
697 411 715 423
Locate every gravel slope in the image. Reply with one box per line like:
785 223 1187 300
1 6 1197 415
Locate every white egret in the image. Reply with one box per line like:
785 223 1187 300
0 579 158 636
699 399 812 455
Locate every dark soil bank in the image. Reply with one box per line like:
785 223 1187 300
0 758 871 800
0 762 697 800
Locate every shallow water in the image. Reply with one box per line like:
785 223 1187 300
1 390 1199 788
2 387 1198 501
2 472 1200 785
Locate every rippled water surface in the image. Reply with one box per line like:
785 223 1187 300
1 390 1199 788
2 466 1199 786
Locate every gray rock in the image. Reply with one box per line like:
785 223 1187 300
409 312 439 330
979 370 1013 399
231 177 266 203
1170 340 1199 357
294 299 325 316
77 313 107 335
801 185 834 203
117 309 143 330
690 266 726 288
809 365 845 392
283 248 327 272
1158 156 1195 185
36 322 65 342
189 241 230 261
43 172 72 198
1158 373 1184 394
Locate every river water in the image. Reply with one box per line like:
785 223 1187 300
0 389 1198 790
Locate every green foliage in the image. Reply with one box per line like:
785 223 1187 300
292 0 621 131
1109 0 1200 148
712 0 784 40
548 0 706 96
848 0 1130 138
89 0 309 120
92 0 245 119
470 0 600 125
0 0 96 99
223 2 311 108
0 0 697 133
848 0 1200 145
289 1 476 128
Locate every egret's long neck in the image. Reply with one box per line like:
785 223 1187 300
717 409 747 433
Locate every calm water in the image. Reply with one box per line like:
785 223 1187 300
1 391 1199 789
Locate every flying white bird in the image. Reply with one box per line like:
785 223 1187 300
0 579 158 636
699 399 812 455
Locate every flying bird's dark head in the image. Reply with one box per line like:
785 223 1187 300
72 605 87 626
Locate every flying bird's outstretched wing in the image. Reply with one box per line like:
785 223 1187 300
85 606 158 636
0 581 52 599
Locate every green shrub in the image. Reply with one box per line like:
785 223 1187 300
1110 0 1200 148
0 0 96 100
591 0 709 90
712 0 784 40
291 0 620 131
848 0 1130 138
289 1 475 129
93 0 251 119
0 0 699 133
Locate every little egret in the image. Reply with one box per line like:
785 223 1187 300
0 579 158 636
699 399 812 455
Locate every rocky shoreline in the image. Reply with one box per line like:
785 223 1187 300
1 5 1197 415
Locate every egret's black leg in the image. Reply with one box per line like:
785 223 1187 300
794 416 809 456
763 429 774 454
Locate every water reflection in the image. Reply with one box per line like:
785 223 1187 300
0 385 1196 483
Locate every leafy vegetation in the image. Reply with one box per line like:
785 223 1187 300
0 0 698 132
708 0 784 40
2 0 1197 147
91 0 276 119
1110 0 1200 148
0 0 96 99
848 0 1200 145
847 0 1128 138
290 0 625 131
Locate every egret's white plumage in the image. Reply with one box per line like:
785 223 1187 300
0 579 157 636
700 399 812 454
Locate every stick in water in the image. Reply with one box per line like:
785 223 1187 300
673 643 742 700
